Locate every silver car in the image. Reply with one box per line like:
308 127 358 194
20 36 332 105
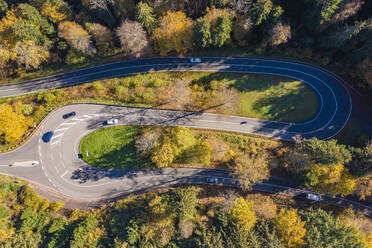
306 193 322 201
104 119 118 125
190 58 202 63
206 177 218 183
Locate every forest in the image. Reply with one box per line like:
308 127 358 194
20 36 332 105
0 0 370 92
0 174 371 247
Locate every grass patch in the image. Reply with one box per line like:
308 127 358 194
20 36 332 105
79 126 145 169
191 72 319 122
78 125 281 170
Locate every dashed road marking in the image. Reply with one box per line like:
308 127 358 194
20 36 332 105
51 133 64 140
60 122 76 126
61 170 69 178
50 140 60 147
54 127 69 132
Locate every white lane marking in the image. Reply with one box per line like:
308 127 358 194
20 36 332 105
72 117 89 121
9 161 39 167
60 122 76 126
61 160 66 169
51 133 64 140
54 127 69 132
50 140 60 147
61 170 69 178
54 165 59 173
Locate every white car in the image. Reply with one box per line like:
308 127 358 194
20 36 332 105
104 119 118 125
190 58 202 63
306 193 322 201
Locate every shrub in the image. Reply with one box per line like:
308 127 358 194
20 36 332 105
65 50 86 65
22 104 33 116
91 82 104 92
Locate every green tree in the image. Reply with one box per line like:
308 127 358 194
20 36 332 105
11 20 47 46
195 224 224 248
176 187 197 221
316 0 343 25
302 208 365 248
299 138 352 165
1 231 42 248
135 1 157 34
188 140 213 165
250 0 282 25
256 220 286 248
349 141 372 177
194 7 232 48
70 215 99 248
15 3 55 35
0 0 8 15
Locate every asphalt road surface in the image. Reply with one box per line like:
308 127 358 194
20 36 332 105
1 57 368 216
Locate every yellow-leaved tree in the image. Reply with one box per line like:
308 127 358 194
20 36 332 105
41 0 70 23
305 163 356 196
0 102 32 144
152 11 194 56
274 208 306 248
229 197 257 231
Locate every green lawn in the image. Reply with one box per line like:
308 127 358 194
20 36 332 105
188 72 319 122
79 126 145 169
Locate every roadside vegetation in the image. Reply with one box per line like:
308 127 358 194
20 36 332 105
80 125 372 201
0 174 371 247
0 71 318 152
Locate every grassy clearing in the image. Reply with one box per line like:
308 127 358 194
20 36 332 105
79 125 281 170
79 126 145 169
191 72 319 122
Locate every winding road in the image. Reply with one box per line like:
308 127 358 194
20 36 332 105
0 57 369 216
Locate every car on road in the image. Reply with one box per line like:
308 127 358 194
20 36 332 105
240 121 247 125
206 177 218 183
306 193 322 201
42 131 54 143
190 58 201 63
63 111 76 119
104 119 118 125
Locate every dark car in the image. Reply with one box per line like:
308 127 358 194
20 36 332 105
240 121 247 125
42 131 54 143
63 111 76 119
